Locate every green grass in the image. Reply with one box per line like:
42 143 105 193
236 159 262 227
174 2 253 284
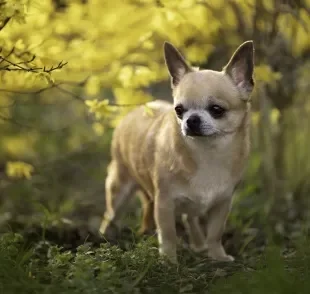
1 232 310 294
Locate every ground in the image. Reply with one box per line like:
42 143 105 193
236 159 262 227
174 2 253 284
1 209 310 294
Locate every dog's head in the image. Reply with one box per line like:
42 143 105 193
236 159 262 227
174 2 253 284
164 41 255 137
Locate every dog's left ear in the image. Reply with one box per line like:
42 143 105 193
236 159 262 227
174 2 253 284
164 42 192 88
224 41 255 98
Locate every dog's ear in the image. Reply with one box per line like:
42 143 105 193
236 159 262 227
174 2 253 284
164 42 192 88
224 40 255 97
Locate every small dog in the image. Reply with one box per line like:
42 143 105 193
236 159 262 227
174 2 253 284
100 40 255 263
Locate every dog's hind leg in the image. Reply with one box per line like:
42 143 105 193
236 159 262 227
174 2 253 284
138 191 155 235
99 160 137 237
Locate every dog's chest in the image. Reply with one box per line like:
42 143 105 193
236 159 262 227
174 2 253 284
173 146 240 217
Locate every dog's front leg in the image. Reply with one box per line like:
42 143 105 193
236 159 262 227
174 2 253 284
206 198 234 262
182 215 207 252
154 192 177 264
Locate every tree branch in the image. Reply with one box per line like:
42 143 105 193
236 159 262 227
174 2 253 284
228 0 247 38
0 17 11 31
0 55 68 73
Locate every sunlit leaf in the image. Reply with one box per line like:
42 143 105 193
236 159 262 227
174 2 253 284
92 122 105 136
255 64 282 84
6 161 34 180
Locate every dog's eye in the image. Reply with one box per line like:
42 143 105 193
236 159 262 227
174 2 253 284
208 104 226 119
175 104 185 118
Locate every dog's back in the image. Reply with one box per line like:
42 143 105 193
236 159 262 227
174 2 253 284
111 99 173 170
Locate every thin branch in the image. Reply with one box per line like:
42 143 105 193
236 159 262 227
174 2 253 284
57 77 90 87
228 0 247 38
269 0 280 42
0 82 147 134
53 84 85 101
0 55 68 73
0 113 34 129
196 0 216 11
0 81 147 111
15 55 36 66
0 77 89 95
1 80 149 107
0 112 90 133
0 83 59 95
0 100 16 108
0 47 14 66
56 84 147 107
0 83 71 110
0 17 11 31
252 0 261 43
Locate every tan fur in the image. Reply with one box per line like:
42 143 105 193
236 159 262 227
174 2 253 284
100 41 255 263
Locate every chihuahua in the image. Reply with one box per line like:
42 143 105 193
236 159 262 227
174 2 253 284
100 40 255 263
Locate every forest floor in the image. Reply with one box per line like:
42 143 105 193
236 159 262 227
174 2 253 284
1 211 310 294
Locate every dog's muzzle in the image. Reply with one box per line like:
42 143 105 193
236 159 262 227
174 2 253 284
185 115 203 136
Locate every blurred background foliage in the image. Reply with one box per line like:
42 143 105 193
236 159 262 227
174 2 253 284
1 0 310 251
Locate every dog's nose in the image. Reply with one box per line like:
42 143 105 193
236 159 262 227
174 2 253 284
187 115 201 129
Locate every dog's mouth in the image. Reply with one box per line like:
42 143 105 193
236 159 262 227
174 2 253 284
184 129 204 137
183 127 219 138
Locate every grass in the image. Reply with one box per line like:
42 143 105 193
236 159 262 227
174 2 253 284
1 185 309 293
1 229 310 294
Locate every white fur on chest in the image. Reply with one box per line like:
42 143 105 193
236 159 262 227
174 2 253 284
173 136 241 217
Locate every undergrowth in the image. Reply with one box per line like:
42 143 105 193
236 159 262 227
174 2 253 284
1 232 310 294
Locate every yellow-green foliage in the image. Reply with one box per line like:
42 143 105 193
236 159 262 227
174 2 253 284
1 0 310 184
1 1 309 103
6 161 34 179
2 0 309 103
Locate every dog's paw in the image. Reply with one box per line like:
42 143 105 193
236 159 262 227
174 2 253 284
159 247 178 265
99 219 120 241
208 253 235 262
159 253 178 265
206 242 235 262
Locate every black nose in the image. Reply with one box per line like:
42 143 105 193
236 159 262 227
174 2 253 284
187 115 201 130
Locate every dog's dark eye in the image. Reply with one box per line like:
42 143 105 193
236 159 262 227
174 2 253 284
208 104 226 119
175 104 185 118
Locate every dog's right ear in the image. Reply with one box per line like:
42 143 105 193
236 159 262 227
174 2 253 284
164 42 192 88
